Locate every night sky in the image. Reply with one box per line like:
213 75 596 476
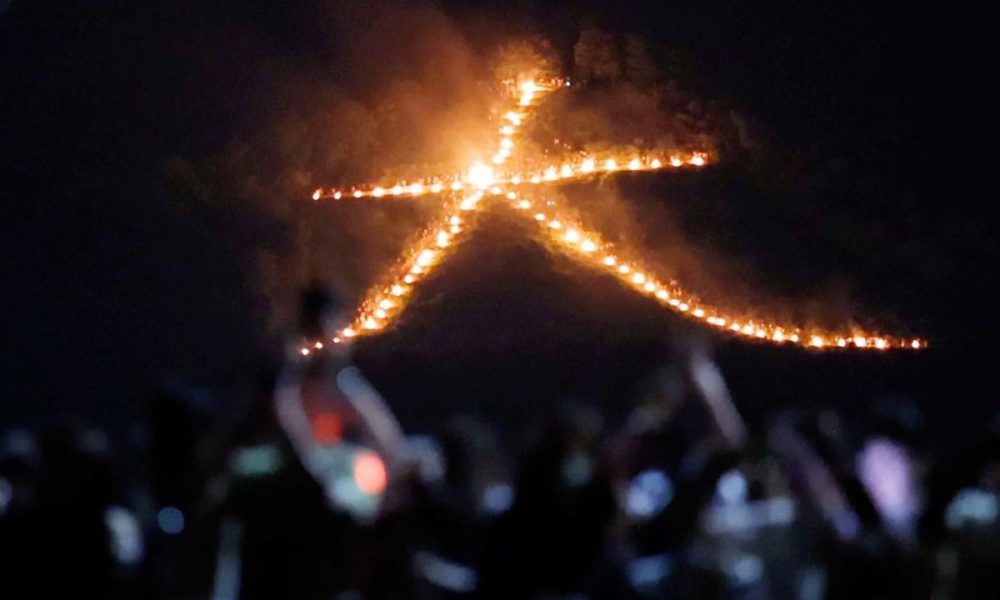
1 1 996 441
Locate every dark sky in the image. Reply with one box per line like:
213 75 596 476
1 1 996 437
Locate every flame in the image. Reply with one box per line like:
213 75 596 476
297 69 923 356
467 162 496 189
518 194 924 352
331 193 484 341
518 79 539 106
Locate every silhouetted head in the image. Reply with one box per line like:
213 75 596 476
299 281 345 340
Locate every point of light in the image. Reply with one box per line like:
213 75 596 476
467 162 496 189
157 507 185 535
354 451 388 495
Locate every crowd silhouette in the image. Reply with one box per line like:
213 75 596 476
2 293 999 599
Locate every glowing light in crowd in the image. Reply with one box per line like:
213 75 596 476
353 450 388 495
300 70 923 355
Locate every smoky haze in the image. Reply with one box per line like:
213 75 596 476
179 2 897 341
2 0 961 428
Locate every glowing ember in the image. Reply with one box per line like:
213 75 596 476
467 162 496 189
299 69 923 355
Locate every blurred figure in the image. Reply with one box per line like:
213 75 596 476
476 401 619 599
610 339 748 598
921 417 1000 600
0 423 136 598
769 402 932 600
174 283 407 599
275 283 407 520
366 416 508 599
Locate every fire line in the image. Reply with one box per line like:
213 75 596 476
299 75 925 355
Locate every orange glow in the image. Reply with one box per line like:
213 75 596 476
518 194 923 352
518 79 539 106
467 162 496 189
312 412 342 445
310 149 709 201
354 450 388 495
300 69 922 354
